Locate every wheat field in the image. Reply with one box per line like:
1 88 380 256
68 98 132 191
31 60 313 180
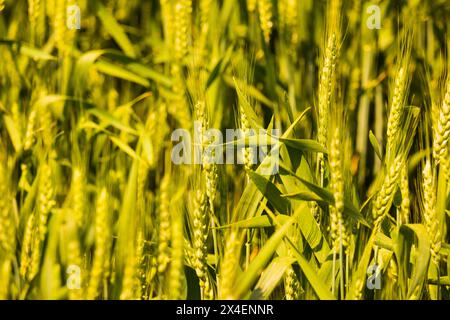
0 0 449 300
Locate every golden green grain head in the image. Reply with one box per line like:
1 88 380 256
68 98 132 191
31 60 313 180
317 33 338 149
86 188 111 300
399 166 410 225
54 0 66 53
422 160 441 266
19 213 35 280
219 231 242 299
433 82 450 166
120 232 144 300
157 174 171 274
0 164 14 255
174 0 192 61
386 67 408 150
284 266 300 300
257 0 273 44
329 128 349 251
71 168 86 229
168 207 184 300
372 156 403 226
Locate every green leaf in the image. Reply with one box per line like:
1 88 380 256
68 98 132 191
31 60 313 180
287 238 335 300
205 45 234 89
395 224 431 299
217 214 290 229
88 107 139 136
279 163 369 227
278 157 331 264
369 130 382 160
109 136 143 162
96 60 150 87
346 231 377 299
282 191 323 202
248 171 291 215
375 233 395 251
234 214 296 298
102 51 172 86
280 138 328 154
93 2 136 57
250 257 295 299
3 114 23 152
227 75 276 109
0 40 57 61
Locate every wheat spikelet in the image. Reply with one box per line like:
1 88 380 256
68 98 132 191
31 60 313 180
169 65 191 129
386 67 407 151
29 235 42 280
0 165 14 255
136 233 147 300
195 100 207 151
67 241 83 299
204 161 218 212
279 0 298 45
19 213 35 279
120 232 144 300
257 0 273 44
433 83 450 166
0 260 11 299
168 209 184 299
317 34 338 183
329 128 349 251
71 168 86 229
352 278 364 300
38 98 54 149
399 166 410 224
284 266 300 300
191 99 214 299
201 119 218 213
28 0 40 27
26 163 56 280
157 174 171 273
422 160 441 266
54 0 66 53
65 213 83 300
239 99 254 173
120 256 139 300
317 0 341 152
0 162 14 298
24 110 37 151
174 0 192 61
37 163 55 240
86 188 111 299
372 157 403 227
192 189 213 299
0 0 5 12
219 231 241 299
